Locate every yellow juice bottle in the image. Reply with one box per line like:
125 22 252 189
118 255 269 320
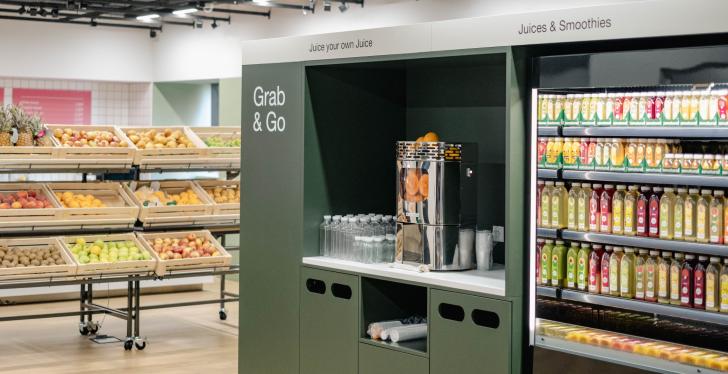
680 91 692 120
706 257 722 312
567 183 580 231
589 93 598 121
659 187 676 240
541 181 553 228
610 138 625 167
539 94 548 121
546 94 555 121
609 247 624 296
570 138 581 166
551 182 568 229
689 91 700 121
554 95 564 121
623 185 639 236
612 185 627 235
564 94 574 121
573 94 583 120
645 139 656 167
684 188 700 242
674 188 687 240
577 183 592 232
636 139 646 168
697 189 713 243
562 138 573 165
670 253 684 305
657 251 672 304
721 258 728 313
710 190 724 244
626 139 638 167
595 139 605 166
551 240 567 287
582 94 592 121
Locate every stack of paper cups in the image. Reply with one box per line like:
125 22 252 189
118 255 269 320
476 229 493 271
388 323 427 343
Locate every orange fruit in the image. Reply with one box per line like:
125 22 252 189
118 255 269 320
404 193 418 202
419 173 429 197
423 131 439 142
415 136 424 143
405 171 419 196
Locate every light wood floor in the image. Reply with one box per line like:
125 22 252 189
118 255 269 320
0 279 239 374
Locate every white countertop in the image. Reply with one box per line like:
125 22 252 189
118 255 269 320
302 256 506 297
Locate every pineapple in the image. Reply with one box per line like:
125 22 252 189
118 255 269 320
0 107 11 147
12 107 33 147
25 114 45 146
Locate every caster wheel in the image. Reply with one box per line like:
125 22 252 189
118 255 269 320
219 310 227 321
87 322 99 335
124 340 134 351
79 327 89 336
135 341 146 350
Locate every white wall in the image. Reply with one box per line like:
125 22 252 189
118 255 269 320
0 20 153 82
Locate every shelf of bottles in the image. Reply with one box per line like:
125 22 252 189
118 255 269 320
533 86 728 370
318 214 397 264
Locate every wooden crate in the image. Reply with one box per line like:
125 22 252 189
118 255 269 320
135 230 231 276
58 233 157 276
45 182 140 229
0 183 62 230
122 180 214 228
46 125 135 169
121 126 210 169
194 179 240 216
0 237 77 280
188 126 241 158
0 126 63 170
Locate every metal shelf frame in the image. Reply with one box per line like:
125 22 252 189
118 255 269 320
561 170 728 188
537 168 560 179
561 126 728 139
536 228 559 239
537 126 560 136
561 229 728 257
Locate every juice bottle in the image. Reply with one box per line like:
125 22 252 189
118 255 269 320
582 94 592 121
537 180 545 227
579 138 589 165
621 94 631 121
577 243 591 291
680 91 691 120
638 93 648 121
680 254 696 307
609 247 624 296
674 188 687 241
548 137 563 164
636 139 646 167
626 139 638 167
566 242 579 289
645 139 656 167
684 188 700 242
670 253 684 305
596 93 607 121
564 94 574 121
540 94 550 121
589 244 604 294
537 138 548 161
606 93 615 120
720 258 728 313
595 139 605 166
567 183 580 231
577 183 592 232
541 181 553 228
689 92 700 121
645 250 660 302
655 139 666 166
697 189 713 243
570 138 581 166
654 92 665 120
657 251 672 304
705 257 722 312
600 246 613 295
562 138 573 165
623 185 639 236
699 91 711 121
545 94 555 120
634 249 648 300
629 93 640 121
710 190 724 244
540 239 554 285
551 182 568 229
600 184 615 233
612 185 627 235
589 93 599 121
694 255 708 309
610 138 625 167
636 186 650 237
663 92 674 120
619 247 635 298
587 138 597 166
573 94 583 120
648 187 662 238
589 184 603 232
554 95 564 121
659 187 676 240
672 91 683 120
602 139 612 167
551 240 567 287
724 195 728 244
536 238 545 284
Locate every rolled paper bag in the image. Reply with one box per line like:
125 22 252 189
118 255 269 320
367 320 404 340
388 323 427 343
381 329 390 341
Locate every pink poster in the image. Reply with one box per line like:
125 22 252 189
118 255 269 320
12 88 91 125
0 87 4 105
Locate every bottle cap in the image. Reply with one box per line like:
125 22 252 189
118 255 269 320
617 185 627 190
581 183 591 188
662 251 672 258
593 183 603 188
614 246 624 252
624 247 634 253
555 240 565 245
689 188 699 194
604 184 614 189
592 244 603 249
664 187 674 193
545 239 554 244
545 181 555 186
685 254 695 260
555 181 565 186
324 215 331 220
675 252 684 259
701 189 712 195
580 243 591 248
649 250 660 256
638 249 648 254
710 257 720 263
653 187 663 192
715 190 724 196
698 255 708 261
537 238 545 243
640 186 651 192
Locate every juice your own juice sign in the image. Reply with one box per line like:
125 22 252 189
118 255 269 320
252 86 286 133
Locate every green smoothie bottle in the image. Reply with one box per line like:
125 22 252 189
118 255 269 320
541 181 553 228
567 184 580 231
566 242 579 289
657 251 672 304
609 247 624 296
673 188 687 241
551 240 567 287
577 243 591 291
540 239 553 285
620 247 637 299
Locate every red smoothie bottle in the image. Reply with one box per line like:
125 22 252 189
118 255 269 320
590 184 604 232
680 254 696 307
600 245 613 295
648 187 662 238
636 186 651 237
588 244 604 294
600 184 615 233
693 255 708 309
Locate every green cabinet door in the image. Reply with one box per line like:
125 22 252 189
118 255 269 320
300 266 359 374
430 289 512 374
359 342 428 374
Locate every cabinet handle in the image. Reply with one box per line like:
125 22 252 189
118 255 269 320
305 278 326 294
471 309 500 329
331 283 352 300
438 303 465 322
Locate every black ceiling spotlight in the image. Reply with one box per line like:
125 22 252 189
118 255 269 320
17 5 25 15
323 0 331 11
211 20 217 29
51 8 59 17
29 7 37 16
38 8 47 17
149 29 157 38
338 1 348 12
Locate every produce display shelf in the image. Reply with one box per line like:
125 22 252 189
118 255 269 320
359 337 429 358
561 230 728 257
535 333 723 374
561 126 728 139
537 168 560 179
537 126 560 136
561 170 728 189
536 228 559 239
537 286 728 326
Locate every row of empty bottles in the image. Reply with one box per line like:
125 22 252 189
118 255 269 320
320 214 397 264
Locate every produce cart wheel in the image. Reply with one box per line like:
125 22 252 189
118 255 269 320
219 310 227 321
135 341 146 350
79 323 90 336
87 321 99 335
124 339 134 351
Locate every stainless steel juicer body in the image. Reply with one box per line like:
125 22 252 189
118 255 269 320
395 141 477 271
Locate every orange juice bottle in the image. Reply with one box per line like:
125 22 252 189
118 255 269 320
690 91 700 121
610 138 625 167
626 139 638 167
636 139 646 168
623 185 639 236
655 139 667 166
680 91 691 120
645 139 656 167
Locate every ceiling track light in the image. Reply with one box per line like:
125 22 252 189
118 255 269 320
149 29 157 38
136 13 160 21
172 8 198 16
38 8 47 17
338 1 348 12
323 0 331 11
17 5 25 15
51 8 59 17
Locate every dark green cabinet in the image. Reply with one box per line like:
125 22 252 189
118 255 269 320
300 267 359 374
359 342 428 374
430 289 512 374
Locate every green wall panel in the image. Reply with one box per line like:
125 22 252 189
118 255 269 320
240 62 304 374
219 77 242 126
152 82 212 126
